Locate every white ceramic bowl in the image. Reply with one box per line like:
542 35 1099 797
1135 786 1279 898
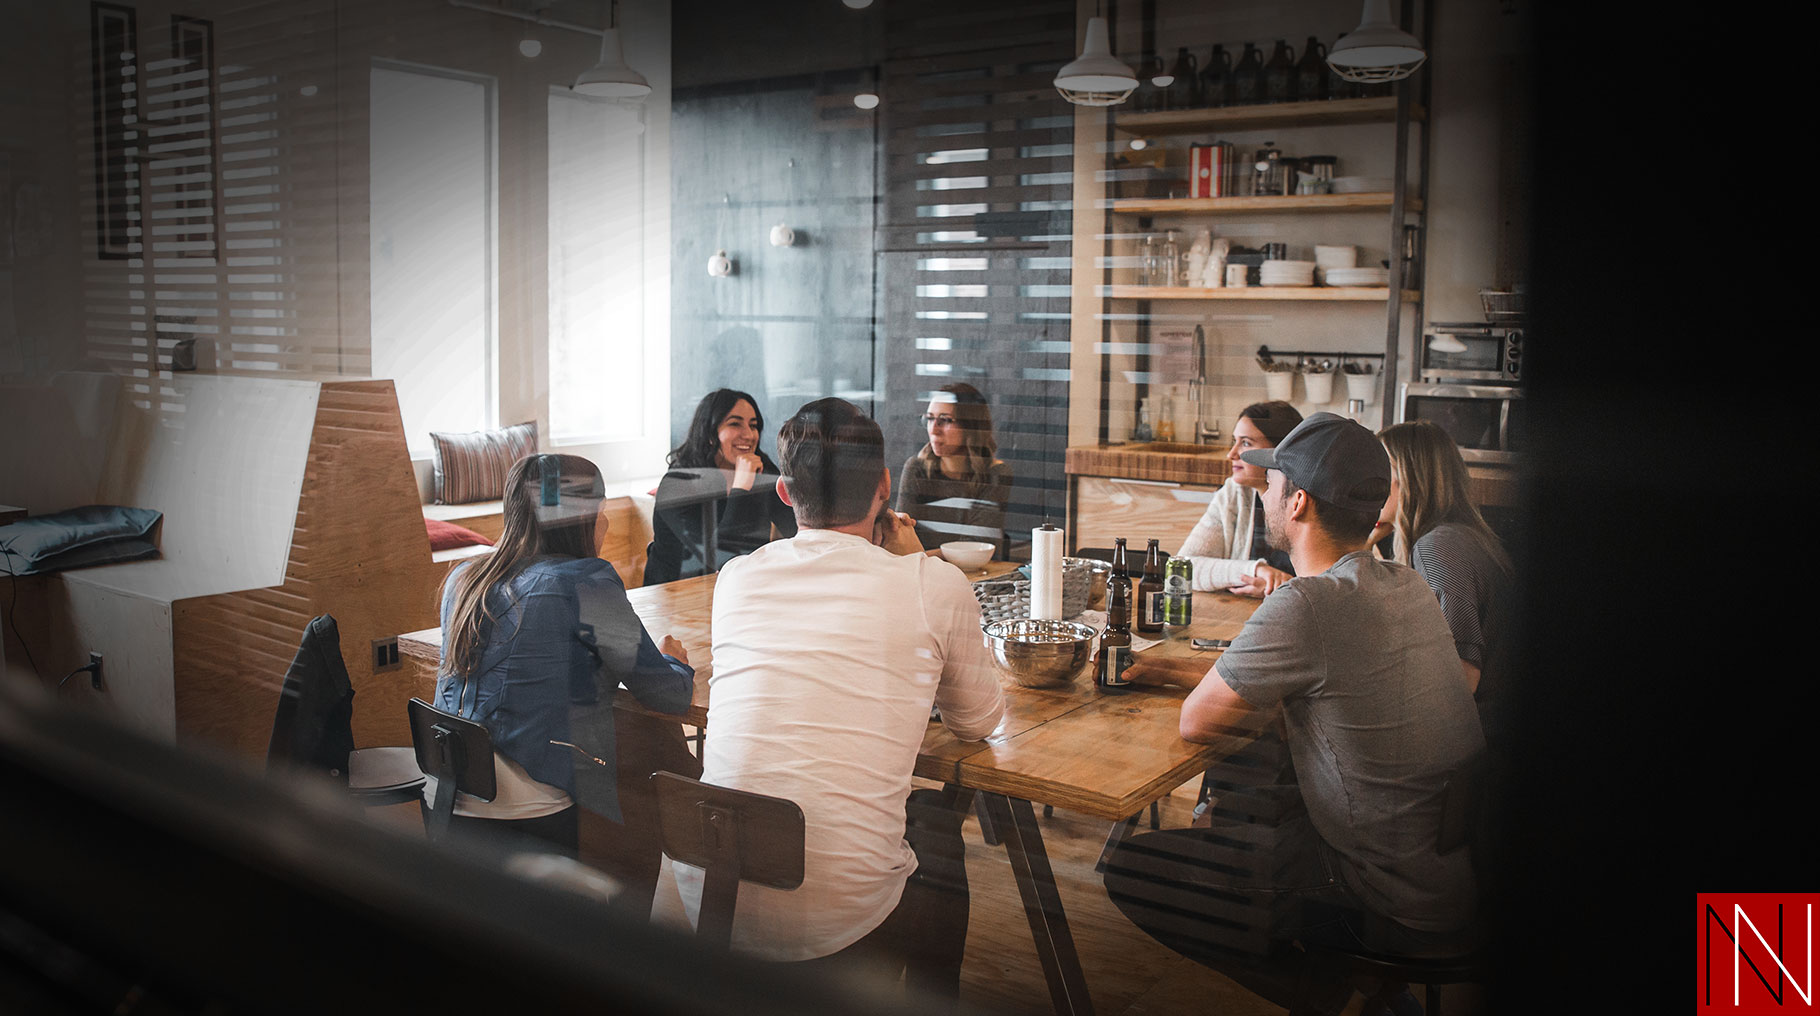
940 541 996 570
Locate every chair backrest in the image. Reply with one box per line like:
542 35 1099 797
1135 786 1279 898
267 614 356 781
408 697 496 841
649 771 805 951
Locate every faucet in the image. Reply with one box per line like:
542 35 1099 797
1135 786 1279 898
1188 324 1221 444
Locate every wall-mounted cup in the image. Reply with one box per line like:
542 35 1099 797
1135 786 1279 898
1344 372 1375 404
1303 371 1333 404
1263 370 1294 401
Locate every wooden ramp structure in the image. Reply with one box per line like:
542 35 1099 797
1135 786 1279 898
2 372 441 761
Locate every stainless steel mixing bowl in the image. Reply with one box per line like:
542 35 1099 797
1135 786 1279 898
982 618 1097 688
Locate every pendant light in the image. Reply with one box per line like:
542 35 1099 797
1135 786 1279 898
1326 0 1426 83
1054 15 1137 107
573 0 650 98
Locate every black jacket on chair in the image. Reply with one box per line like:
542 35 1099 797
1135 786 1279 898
267 613 357 783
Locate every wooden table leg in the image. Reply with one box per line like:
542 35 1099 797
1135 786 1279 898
980 792 1096 1016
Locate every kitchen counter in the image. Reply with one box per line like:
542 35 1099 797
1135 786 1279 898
1063 442 1231 486
1066 442 1521 510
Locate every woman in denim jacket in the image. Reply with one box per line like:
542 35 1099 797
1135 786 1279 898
436 454 694 857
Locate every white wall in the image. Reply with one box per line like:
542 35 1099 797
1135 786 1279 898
3 0 673 495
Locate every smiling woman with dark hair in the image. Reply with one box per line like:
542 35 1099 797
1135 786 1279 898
1175 400 1303 598
646 388 798 584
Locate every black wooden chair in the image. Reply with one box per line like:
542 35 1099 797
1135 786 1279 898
407 697 497 843
267 614 423 805
649 771 804 951
1289 753 1491 1016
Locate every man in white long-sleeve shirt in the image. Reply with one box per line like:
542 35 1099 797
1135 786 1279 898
675 396 1006 1001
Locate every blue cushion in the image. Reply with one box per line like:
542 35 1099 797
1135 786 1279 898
0 505 163 576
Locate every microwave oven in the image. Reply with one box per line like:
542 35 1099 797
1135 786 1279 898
1420 322 1522 383
1398 382 1525 464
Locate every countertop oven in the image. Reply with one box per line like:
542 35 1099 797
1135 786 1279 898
1398 382 1525 464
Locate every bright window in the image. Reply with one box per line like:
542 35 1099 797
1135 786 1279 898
547 89 646 444
368 63 497 455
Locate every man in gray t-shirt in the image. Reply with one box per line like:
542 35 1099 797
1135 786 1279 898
1104 414 1484 1013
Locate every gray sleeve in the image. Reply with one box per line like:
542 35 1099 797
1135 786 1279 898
1412 530 1486 669
1214 584 1320 708
894 457 919 514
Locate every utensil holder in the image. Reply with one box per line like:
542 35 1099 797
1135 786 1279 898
1264 370 1295 401
1303 372 1333 403
1344 372 1375 404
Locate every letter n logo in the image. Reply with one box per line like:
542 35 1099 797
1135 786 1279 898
1701 893 1820 1012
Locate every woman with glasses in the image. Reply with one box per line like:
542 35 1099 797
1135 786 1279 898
646 388 797 584
895 382 1011 551
436 454 694 860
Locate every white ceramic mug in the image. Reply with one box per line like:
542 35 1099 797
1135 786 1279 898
1225 263 1249 288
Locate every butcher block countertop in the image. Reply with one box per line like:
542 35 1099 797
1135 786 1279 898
1066 441 1521 508
1063 442 1230 486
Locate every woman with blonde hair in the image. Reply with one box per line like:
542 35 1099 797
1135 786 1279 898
1375 420 1514 722
895 382 1011 549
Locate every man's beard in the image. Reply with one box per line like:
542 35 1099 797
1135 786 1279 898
1263 501 1288 551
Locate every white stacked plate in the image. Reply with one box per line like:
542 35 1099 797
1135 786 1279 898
1322 266 1391 287
1259 259 1316 287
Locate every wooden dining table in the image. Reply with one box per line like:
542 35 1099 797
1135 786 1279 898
398 554 1267 1016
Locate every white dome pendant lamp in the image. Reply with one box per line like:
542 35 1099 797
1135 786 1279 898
1326 0 1426 83
1053 15 1137 107
573 0 650 98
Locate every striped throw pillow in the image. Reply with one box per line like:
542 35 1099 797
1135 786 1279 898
429 422 538 504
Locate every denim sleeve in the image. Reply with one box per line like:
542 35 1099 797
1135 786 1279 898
572 562 694 716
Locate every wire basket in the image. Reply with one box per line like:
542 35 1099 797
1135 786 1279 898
1479 288 1526 322
972 560 1096 624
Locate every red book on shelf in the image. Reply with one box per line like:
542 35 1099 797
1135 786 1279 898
1190 144 1214 198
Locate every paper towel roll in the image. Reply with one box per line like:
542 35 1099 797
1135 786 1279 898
1030 524 1065 619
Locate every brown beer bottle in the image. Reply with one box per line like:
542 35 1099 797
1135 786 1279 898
1098 539 1134 691
1136 538 1164 634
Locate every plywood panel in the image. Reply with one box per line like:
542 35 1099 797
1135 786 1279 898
170 379 441 759
1070 475 1219 555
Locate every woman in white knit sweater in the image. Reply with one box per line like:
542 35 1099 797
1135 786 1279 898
1174 400 1302 596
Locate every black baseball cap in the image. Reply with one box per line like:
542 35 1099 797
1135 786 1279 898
1238 412 1392 512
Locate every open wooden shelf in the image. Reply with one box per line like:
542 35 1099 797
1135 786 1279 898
1111 96 1425 136
1104 284 1420 302
1107 192 1420 215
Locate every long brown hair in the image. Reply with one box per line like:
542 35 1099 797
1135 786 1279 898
1378 420 1513 574
913 382 998 488
1238 400 1302 445
441 453 603 680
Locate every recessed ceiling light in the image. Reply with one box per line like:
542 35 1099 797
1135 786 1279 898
853 92 880 110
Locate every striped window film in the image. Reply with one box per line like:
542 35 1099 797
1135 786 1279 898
80 4 343 416
877 1 1076 556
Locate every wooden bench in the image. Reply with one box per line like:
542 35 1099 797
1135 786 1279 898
422 487 657 590
1 371 441 760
